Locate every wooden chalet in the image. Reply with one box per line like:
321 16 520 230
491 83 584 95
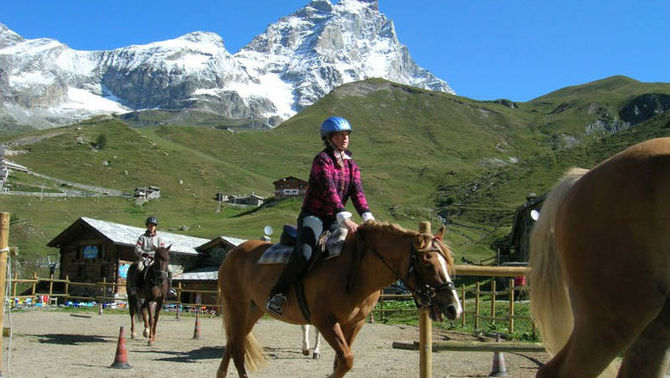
273 176 308 198
47 217 210 301
173 235 246 307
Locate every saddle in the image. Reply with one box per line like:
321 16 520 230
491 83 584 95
258 224 348 264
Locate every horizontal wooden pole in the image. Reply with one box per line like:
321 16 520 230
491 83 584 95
454 265 530 277
392 341 545 353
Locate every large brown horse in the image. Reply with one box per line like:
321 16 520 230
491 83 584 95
530 138 670 377
126 245 171 346
217 221 462 377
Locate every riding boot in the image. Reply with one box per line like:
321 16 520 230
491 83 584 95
266 252 310 316
267 213 323 317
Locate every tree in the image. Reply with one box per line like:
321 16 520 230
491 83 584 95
95 134 107 150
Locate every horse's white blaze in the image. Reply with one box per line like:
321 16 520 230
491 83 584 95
437 254 463 316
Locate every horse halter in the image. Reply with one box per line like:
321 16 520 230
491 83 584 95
405 241 456 308
366 234 455 308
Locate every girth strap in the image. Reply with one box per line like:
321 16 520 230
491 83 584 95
295 280 311 323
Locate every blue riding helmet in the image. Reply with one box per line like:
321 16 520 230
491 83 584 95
320 116 352 139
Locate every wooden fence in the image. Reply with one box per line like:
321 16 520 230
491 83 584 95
9 273 219 312
11 271 531 333
376 278 530 334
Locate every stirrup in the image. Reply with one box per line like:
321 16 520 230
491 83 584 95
168 288 177 298
266 294 287 316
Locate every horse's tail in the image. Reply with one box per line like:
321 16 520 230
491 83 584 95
219 259 267 372
529 167 587 356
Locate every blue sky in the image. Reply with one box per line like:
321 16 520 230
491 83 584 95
2 0 668 101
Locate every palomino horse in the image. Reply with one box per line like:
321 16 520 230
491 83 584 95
126 245 171 346
530 137 670 377
217 221 462 377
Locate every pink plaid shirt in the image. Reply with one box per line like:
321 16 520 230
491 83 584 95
301 148 370 225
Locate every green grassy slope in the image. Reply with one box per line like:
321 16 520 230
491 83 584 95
1 76 669 274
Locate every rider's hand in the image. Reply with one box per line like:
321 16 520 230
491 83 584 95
343 218 358 233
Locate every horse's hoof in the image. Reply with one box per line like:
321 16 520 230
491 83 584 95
130 333 136 339
143 329 150 338
312 352 320 360
148 340 154 347
302 349 310 356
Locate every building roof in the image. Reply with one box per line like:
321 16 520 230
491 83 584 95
47 217 211 256
273 176 307 185
173 266 219 281
196 235 246 252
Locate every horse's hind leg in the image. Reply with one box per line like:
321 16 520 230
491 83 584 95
618 298 670 378
219 300 264 378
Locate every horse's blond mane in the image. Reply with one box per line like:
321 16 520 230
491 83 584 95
357 221 455 268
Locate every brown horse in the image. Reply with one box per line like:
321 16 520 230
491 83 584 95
126 245 171 346
530 138 670 377
217 221 462 377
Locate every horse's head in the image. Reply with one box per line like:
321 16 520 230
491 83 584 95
407 227 462 321
154 245 171 269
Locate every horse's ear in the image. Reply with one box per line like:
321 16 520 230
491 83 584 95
434 226 445 241
167 244 172 251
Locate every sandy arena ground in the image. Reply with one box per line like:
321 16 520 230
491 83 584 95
1 309 551 377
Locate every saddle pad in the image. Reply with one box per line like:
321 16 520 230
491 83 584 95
257 244 293 264
257 227 348 265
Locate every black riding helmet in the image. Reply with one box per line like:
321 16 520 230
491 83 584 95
145 216 158 226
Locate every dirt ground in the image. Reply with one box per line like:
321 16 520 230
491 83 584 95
2 309 551 377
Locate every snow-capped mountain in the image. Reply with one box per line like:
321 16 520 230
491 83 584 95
0 0 454 129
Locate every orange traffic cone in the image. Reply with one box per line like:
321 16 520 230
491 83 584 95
193 313 202 340
110 326 131 369
489 334 508 376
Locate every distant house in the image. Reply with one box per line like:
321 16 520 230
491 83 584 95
273 176 308 198
0 158 29 174
173 235 246 307
134 186 161 200
227 192 265 206
47 217 210 300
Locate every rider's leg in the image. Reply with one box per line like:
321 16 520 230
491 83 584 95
266 215 323 316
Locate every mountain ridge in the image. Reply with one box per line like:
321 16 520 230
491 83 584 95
0 0 452 129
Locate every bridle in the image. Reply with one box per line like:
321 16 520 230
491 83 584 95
149 253 169 285
406 242 456 308
366 233 455 308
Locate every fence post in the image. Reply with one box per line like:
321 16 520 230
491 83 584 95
490 280 496 321
474 281 481 331
508 279 515 333
460 284 466 327
49 274 54 299
64 275 70 304
12 272 17 301
31 272 37 299
101 277 107 305
418 221 432 378
0 212 11 376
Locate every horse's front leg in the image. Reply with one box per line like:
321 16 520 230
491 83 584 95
141 302 151 339
318 322 354 378
150 299 162 346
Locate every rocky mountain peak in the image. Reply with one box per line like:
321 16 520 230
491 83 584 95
0 3 453 129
